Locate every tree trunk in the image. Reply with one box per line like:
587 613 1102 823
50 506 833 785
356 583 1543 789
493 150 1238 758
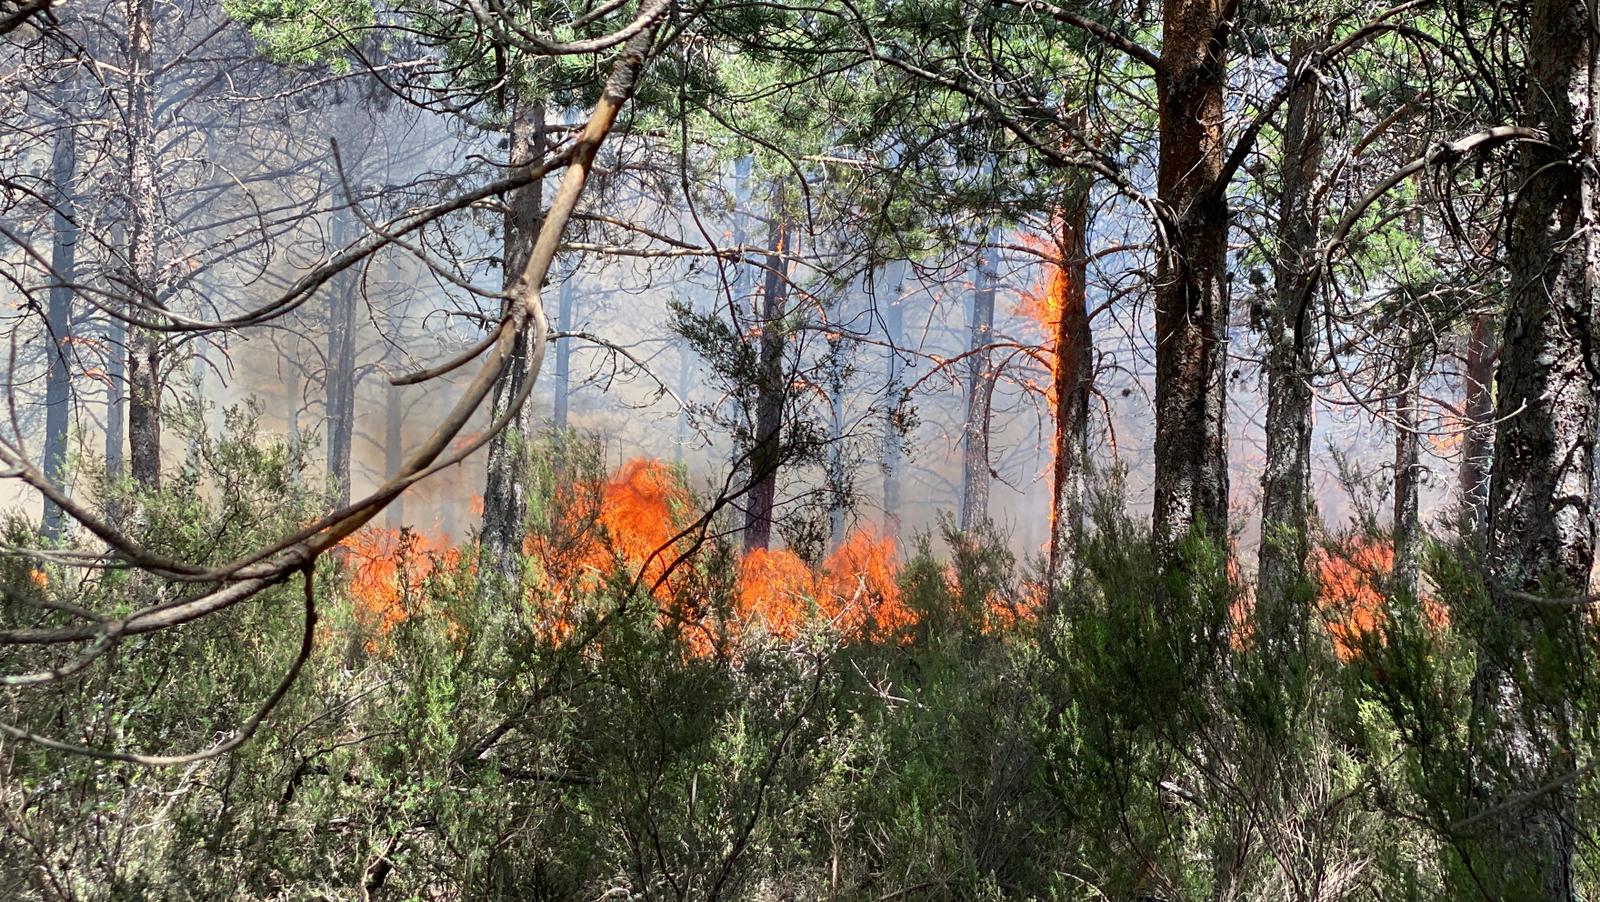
1458 313 1496 535
743 192 789 552
1151 0 1231 548
480 98 546 593
880 259 909 538
827 330 848 549
286 344 302 450
42 93 78 540
959 230 999 533
385 375 404 530
325 206 358 509
1256 36 1323 637
674 288 696 467
1046 187 1092 589
553 276 574 429
1391 338 1421 598
106 318 126 497
1466 0 1597 896
125 0 161 488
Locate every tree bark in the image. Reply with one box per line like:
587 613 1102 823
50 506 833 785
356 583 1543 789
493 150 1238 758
124 0 161 488
1046 187 1092 589
880 259 909 538
384 357 404 530
106 317 126 503
325 206 358 509
480 98 546 593
1151 0 1231 548
1256 36 1323 636
743 191 789 552
959 230 999 533
42 92 78 540
553 276 574 429
1458 313 1496 535
827 329 848 549
1391 338 1421 598
1467 0 1597 896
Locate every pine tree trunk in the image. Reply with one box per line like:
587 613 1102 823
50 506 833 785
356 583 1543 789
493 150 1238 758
553 277 574 429
743 195 789 552
959 230 999 533
880 260 909 539
42 91 78 540
1151 0 1231 548
1458 313 1496 535
106 317 126 501
674 288 696 467
125 0 161 488
1467 0 1597 895
1256 36 1323 635
1391 339 1421 598
286 346 301 450
325 206 358 509
480 98 546 593
1046 187 1092 589
385 377 404 530
827 330 848 549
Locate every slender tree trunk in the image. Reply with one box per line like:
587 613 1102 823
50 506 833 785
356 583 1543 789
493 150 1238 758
1467 0 1597 895
106 318 126 494
959 230 999 532
385 378 404 530
1458 313 1496 534
827 331 848 549
880 259 909 538
726 157 756 478
124 0 161 488
325 206 358 508
1151 0 1231 548
43 94 78 540
553 276 574 429
480 98 546 592
286 343 301 450
1046 187 1092 588
674 292 695 467
743 193 789 552
1391 338 1421 598
1256 36 1324 636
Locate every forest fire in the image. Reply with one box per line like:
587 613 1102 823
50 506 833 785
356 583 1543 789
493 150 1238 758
1015 233 1071 399
734 546 817 640
734 528 915 643
529 458 689 592
339 527 461 651
1313 537 1448 661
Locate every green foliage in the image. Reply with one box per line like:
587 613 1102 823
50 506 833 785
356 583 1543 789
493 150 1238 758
222 0 373 72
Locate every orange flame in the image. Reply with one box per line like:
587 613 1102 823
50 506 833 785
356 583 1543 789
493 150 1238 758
735 547 818 640
1014 233 1072 401
733 528 917 644
524 457 694 643
1313 538 1448 661
339 527 460 652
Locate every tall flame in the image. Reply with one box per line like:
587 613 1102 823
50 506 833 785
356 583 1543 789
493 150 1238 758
1014 233 1072 402
524 456 693 643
